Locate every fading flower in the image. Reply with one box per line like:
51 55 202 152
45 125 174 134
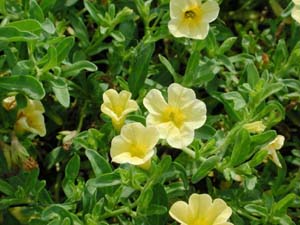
292 0 300 23
101 89 139 130
143 83 206 149
168 0 220 39
14 99 46 137
169 193 233 225
263 135 285 168
2 96 17 111
110 122 159 170
243 121 266 134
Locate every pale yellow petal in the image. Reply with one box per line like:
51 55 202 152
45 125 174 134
146 115 174 139
101 89 120 119
101 89 138 126
15 112 46 137
168 19 187 38
188 194 212 219
122 99 139 115
182 99 207 129
201 0 220 23
169 201 190 225
269 150 282 168
187 22 208 40
2 96 17 111
33 100 45 112
169 0 186 18
293 0 300 6
143 89 168 115
292 6 300 23
111 123 158 165
206 198 232 224
110 135 132 159
192 22 210 40
167 125 194 149
110 130 155 165
112 151 154 165
266 135 285 151
141 126 160 149
168 83 196 108
120 122 144 143
243 121 266 133
123 123 159 150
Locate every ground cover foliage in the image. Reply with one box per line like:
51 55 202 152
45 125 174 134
0 0 300 224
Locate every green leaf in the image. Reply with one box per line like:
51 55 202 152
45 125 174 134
222 91 246 111
253 101 285 127
250 150 275 167
250 130 277 146
85 149 112 176
5 19 42 33
42 205 82 225
42 18 56 34
0 179 14 195
0 0 7 15
138 188 153 212
0 27 38 42
128 42 155 98
230 129 252 166
40 0 57 13
245 62 260 88
182 41 206 86
151 156 172 184
0 75 45 99
24 169 39 194
158 54 179 81
244 204 268 217
273 193 296 214
273 39 288 71
56 37 75 63
62 60 97 77
29 0 44 22
260 82 284 103
217 37 237 55
84 0 102 24
65 154 80 181
43 46 57 72
192 155 220 183
86 172 121 193
145 184 168 225
48 77 70 107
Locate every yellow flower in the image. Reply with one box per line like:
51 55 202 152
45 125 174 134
169 193 233 225
292 0 300 23
14 99 46 137
263 135 285 168
143 83 206 149
101 89 139 130
168 0 220 39
2 96 17 111
243 121 266 134
110 122 159 170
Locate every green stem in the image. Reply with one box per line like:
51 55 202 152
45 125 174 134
77 101 88 132
182 147 196 159
99 206 132 220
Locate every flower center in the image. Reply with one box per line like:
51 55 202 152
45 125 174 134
190 217 205 225
184 10 196 19
163 106 185 128
113 105 124 117
131 144 147 158
184 6 202 21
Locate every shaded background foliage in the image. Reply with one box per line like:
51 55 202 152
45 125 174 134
0 0 300 224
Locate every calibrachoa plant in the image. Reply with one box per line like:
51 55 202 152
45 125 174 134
0 0 300 225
